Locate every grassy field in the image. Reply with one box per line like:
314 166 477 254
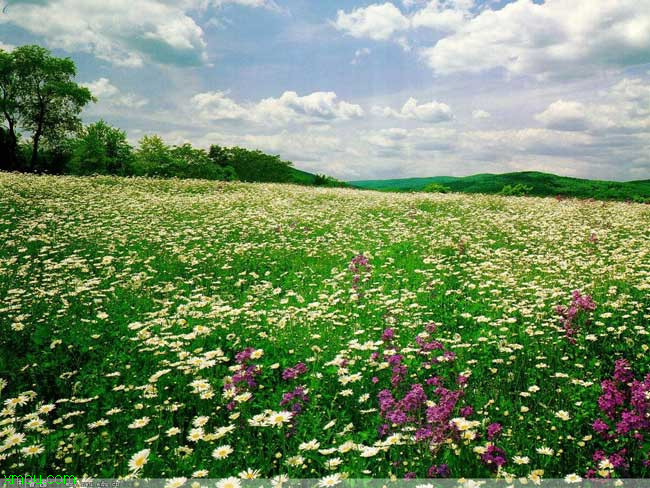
1 172 649 481
350 171 650 202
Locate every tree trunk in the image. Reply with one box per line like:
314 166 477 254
7 120 17 167
30 128 41 170
0 112 18 170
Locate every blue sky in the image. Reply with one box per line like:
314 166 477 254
1 0 649 180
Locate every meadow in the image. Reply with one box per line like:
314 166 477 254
1 172 649 481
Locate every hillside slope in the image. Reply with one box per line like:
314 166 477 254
350 171 650 201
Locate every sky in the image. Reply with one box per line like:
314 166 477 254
1 0 650 181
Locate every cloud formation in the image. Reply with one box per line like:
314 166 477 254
535 79 650 133
82 78 149 109
334 3 410 41
334 0 650 79
0 0 275 67
191 90 364 126
372 98 454 122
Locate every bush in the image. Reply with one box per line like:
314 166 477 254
423 182 451 193
499 183 533 196
132 135 180 177
68 121 133 175
228 146 295 182
170 143 236 181
314 174 346 187
133 137 237 181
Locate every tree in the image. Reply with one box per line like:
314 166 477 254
208 144 233 167
133 135 178 176
171 143 236 180
0 48 20 170
423 182 451 193
68 120 133 175
228 146 294 182
11 45 93 170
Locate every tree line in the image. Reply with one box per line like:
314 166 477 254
0 45 343 186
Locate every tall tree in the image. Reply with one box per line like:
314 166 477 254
69 120 133 175
0 48 19 170
11 45 93 169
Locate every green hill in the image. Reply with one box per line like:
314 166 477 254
350 171 650 202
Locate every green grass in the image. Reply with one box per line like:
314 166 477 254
350 171 650 202
1 172 649 480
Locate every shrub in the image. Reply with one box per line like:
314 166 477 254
499 183 533 196
423 182 451 193
68 121 133 175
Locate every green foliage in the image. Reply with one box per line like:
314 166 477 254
68 120 133 175
170 143 236 181
208 144 233 167
314 173 347 187
422 182 451 193
132 136 238 181
4 45 93 169
133 135 175 176
499 183 534 196
353 171 650 202
227 146 294 182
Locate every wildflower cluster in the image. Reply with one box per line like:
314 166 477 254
348 253 372 298
374 323 473 478
587 359 650 477
223 347 263 410
555 290 597 343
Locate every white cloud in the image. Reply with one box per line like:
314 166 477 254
82 77 149 109
190 90 364 126
472 109 491 120
420 0 650 77
257 91 364 123
373 97 453 122
535 79 650 133
411 0 474 33
461 128 593 158
334 3 410 41
82 78 120 99
191 91 249 120
534 100 589 131
0 0 276 67
335 1 474 44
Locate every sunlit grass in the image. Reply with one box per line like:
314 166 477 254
1 173 649 480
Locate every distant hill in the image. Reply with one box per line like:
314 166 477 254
349 171 650 202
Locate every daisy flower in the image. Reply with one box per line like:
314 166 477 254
128 416 150 429
216 479 240 488
212 445 233 460
128 449 150 472
266 411 293 427
555 410 570 421
238 469 261 479
564 474 582 483
319 474 342 487
299 439 320 451
164 478 186 488
21 444 44 457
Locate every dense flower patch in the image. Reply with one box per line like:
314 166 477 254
0 173 649 480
